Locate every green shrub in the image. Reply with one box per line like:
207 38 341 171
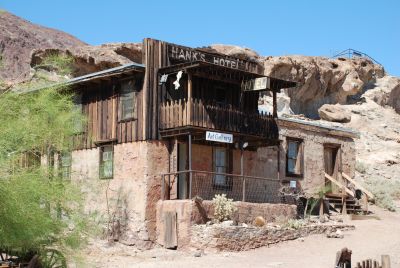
40 53 74 76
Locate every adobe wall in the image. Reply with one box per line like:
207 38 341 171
71 141 170 248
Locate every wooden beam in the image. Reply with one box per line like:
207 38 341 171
342 172 374 200
324 172 355 197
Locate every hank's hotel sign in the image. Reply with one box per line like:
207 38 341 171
168 45 253 71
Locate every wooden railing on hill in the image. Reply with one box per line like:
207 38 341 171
159 98 278 139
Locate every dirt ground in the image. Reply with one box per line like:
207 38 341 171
84 204 400 268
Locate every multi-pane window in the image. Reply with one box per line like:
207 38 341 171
213 147 231 189
119 80 137 121
100 146 113 179
286 138 304 177
60 153 72 180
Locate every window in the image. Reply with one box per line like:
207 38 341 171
119 80 137 121
100 146 113 179
60 152 72 180
213 147 232 189
286 138 304 177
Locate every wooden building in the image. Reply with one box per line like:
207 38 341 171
63 38 356 247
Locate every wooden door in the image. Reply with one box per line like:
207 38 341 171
324 145 341 193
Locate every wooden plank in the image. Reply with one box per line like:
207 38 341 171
342 172 374 200
164 211 177 249
324 173 355 197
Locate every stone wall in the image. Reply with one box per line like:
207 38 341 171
71 141 170 248
156 200 297 249
191 223 355 252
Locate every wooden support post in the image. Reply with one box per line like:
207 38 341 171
161 174 165 200
241 147 245 202
382 255 391 268
188 133 192 199
188 73 193 124
272 91 278 118
277 144 280 181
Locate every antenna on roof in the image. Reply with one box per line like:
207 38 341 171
332 49 382 66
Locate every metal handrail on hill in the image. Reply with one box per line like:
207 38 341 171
332 48 382 66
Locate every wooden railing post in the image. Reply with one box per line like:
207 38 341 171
188 134 192 199
161 174 165 200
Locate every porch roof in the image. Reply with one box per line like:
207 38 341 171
159 61 297 92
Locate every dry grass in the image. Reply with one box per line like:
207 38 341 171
364 177 400 211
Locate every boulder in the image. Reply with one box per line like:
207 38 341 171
318 104 351 123
207 44 261 62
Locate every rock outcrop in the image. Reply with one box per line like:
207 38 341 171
0 11 86 84
262 55 385 118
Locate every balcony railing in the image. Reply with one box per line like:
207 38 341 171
161 170 281 204
159 98 278 139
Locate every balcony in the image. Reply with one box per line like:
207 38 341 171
159 98 278 140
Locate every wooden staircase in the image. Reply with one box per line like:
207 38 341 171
325 193 363 214
324 172 374 215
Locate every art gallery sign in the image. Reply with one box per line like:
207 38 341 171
206 131 233 144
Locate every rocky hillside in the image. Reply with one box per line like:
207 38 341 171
0 11 85 84
0 11 142 87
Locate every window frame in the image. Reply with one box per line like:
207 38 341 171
118 78 139 122
285 137 304 178
212 146 233 190
60 152 72 180
99 145 114 180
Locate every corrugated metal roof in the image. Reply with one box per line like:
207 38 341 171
16 62 145 93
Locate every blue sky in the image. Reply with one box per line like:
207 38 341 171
2 0 399 76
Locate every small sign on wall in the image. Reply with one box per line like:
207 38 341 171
290 180 297 188
206 131 233 144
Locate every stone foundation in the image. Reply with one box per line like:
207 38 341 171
190 224 355 252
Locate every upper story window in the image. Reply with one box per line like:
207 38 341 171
286 138 304 177
119 80 137 121
99 145 113 179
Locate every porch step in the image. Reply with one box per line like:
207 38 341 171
325 193 363 214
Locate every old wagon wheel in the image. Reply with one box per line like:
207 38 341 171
38 249 66 268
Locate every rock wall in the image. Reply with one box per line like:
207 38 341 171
190 223 355 252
